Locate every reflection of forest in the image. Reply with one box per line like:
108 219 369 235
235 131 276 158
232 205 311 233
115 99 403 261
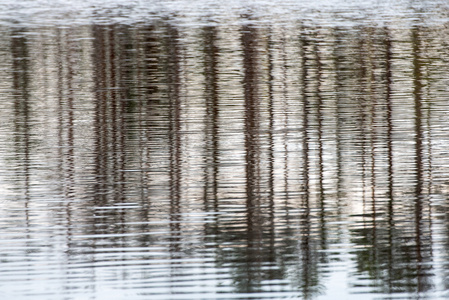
2 19 449 297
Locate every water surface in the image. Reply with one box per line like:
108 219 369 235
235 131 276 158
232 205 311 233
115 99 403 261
1 1 449 299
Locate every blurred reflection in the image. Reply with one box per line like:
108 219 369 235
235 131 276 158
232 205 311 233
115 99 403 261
11 28 31 210
1 18 449 299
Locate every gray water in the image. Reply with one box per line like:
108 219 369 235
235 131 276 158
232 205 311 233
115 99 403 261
2 1 449 299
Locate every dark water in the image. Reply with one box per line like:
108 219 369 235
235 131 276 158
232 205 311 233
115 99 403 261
2 1 449 299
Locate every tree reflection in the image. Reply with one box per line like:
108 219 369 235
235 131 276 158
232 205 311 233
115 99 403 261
348 25 435 295
11 31 29 182
294 27 327 298
10 28 32 241
91 24 128 243
215 23 275 293
3 18 449 299
410 25 433 293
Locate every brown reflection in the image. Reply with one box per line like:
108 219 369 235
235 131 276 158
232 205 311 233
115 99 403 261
91 24 128 244
411 25 433 293
298 30 313 297
266 26 276 281
366 26 380 280
384 28 395 293
127 24 161 246
296 28 324 297
332 26 350 220
54 28 77 281
242 23 264 292
10 28 31 238
55 27 76 244
202 25 220 214
313 31 327 252
201 25 221 261
165 24 183 260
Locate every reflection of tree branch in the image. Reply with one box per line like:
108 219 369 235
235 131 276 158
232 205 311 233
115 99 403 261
267 26 276 277
296 27 324 298
202 25 220 215
165 25 182 260
201 25 221 271
384 27 395 294
313 32 328 253
242 23 262 293
91 24 129 251
11 28 31 256
411 26 434 293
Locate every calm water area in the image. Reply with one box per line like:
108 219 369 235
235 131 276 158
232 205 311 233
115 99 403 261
2 1 449 299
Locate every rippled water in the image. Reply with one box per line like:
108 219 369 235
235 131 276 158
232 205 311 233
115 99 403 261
2 1 449 299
